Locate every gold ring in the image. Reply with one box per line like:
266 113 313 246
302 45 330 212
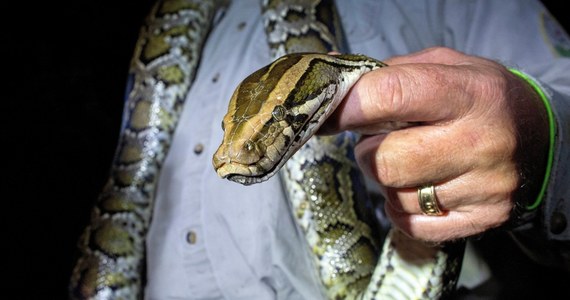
418 184 444 216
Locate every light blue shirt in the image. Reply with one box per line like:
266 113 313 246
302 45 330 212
145 0 570 299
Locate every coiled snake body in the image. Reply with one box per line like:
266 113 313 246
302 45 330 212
70 0 465 299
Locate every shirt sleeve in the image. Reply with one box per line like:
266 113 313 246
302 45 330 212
509 76 570 270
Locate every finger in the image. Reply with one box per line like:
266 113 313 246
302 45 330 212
384 47 498 67
339 63 476 129
354 110 517 188
355 126 469 187
354 117 517 188
322 49 507 135
384 167 518 215
322 63 470 134
385 200 512 242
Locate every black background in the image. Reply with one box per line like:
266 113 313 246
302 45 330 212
8 1 569 298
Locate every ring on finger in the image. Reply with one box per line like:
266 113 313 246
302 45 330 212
417 184 444 216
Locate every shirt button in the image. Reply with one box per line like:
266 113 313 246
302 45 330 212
186 231 197 244
194 143 204 155
237 21 246 30
550 211 567 234
212 73 220 83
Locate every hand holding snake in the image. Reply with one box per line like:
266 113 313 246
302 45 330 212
320 47 550 242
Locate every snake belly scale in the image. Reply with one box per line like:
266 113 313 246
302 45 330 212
70 0 465 299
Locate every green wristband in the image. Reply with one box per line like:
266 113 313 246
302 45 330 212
508 68 556 211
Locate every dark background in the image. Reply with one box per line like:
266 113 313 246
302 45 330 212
8 1 569 298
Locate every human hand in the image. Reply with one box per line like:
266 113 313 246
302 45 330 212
321 47 550 242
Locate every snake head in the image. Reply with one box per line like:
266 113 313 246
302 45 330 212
213 52 386 185
212 54 312 185
212 79 294 185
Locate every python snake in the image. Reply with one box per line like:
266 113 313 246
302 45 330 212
70 0 465 299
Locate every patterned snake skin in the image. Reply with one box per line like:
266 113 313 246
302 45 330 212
70 0 466 299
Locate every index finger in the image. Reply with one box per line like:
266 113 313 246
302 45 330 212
320 48 505 134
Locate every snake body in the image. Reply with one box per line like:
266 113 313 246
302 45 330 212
69 1 224 298
70 0 465 299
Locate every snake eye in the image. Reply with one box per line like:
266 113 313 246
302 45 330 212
221 121 225 131
244 140 255 152
271 105 286 121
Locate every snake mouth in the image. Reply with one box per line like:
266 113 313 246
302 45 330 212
217 168 270 186
215 159 280 186
226 174 263 185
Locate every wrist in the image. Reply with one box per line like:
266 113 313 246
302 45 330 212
506 68 556 227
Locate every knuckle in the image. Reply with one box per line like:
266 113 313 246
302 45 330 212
478 202 512 230
470 64 510 109
372 70 407 117
493 174 520 206
461 125 517 165
374 151 405 187
426 46 459 57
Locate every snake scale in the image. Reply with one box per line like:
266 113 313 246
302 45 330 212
70 0 465 299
